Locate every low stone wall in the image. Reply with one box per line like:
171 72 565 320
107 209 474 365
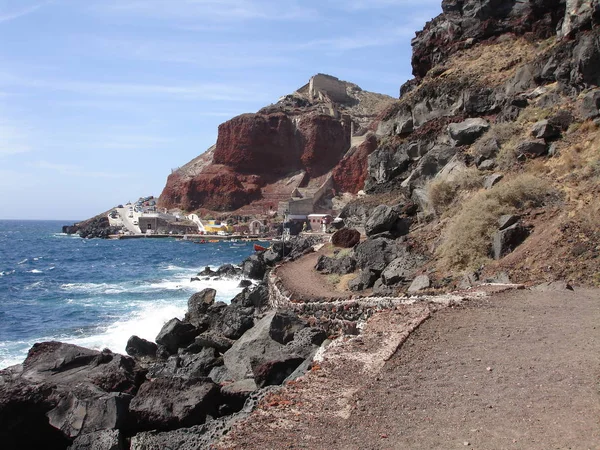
267 269 475 335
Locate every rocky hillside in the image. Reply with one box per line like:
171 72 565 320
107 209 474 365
158 75 394 213
336 0 600 288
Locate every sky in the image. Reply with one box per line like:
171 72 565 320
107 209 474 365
0 0 441 220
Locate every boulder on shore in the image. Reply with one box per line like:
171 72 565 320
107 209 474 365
0 342 145 449
241 254 266 280
223 311 319 382
185 288 217 326
126 336 158 358
155 319 199 355
129 377 220 431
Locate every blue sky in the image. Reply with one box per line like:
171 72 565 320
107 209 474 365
0 0 441 220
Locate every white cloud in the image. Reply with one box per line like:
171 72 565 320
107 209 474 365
0 72 269 103
87 36 293 69
0 123 32 156
331 0 441 11
33 160 128 179
0 1 51 23
0 169 38 190
297 23 422 51
92 0 317 23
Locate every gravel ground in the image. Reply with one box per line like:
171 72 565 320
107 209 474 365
277 251 353 301
216 286 600 449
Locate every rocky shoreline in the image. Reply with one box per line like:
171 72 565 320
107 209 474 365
0 235 332 450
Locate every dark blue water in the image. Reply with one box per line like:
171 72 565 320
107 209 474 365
0 220 261 368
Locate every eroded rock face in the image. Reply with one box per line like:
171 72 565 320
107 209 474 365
560 0 600 37
159 111 350 212
157 73 396 214
411 0 566 79
158 167 263 212
332 134 379 193
213 113 301 175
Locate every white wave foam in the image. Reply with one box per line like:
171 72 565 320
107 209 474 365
52 233 78 238
61 282 129 296
65 301 187 354
29 269 43 274
0 340 46 368
161 264 187 271
17 259 28 265
0 270 247 368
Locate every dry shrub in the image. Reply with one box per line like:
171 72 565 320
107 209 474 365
517 106 552 125
581 158 600 180
567 122 582 134
438 174 554 269
490 106 554 170
492 122 523 144
578 120 599 134
333 248 352 259
327 274 341 285
527 158 550 174
427 169 483 214
580 201 600 234
475 122 523 170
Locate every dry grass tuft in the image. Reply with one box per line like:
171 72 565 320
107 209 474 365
516 106 552 125
438 174 554 269
333 248 353 259
427 169 483 214
326 274 341 285
578 120 599 134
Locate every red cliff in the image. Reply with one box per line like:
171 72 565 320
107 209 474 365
158 75 394 213
332 134 378 194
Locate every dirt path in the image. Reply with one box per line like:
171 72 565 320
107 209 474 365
217 287 600 449
276 251 353 301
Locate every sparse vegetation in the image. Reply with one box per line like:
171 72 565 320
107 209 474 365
427 168 483 214
474 122 523 170
326 274 341 285
516 106 552 125
438 174 555 269
333 248 353 259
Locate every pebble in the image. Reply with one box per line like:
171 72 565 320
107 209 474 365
486 367 492 371
464 442 470 446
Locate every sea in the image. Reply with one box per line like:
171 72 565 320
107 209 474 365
0 220 262 369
